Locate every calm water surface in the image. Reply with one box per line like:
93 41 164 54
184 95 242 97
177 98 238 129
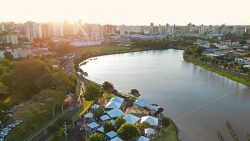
80 49 250 141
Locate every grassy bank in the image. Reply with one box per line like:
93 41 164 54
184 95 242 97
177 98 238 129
153 119 179 141
184 56 250 86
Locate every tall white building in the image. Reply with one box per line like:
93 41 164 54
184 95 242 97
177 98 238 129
6 35 18 44
52 23 64 37
90 24 103 41
165 24 174 37
0 23 4 32
199 24 205 35
24 22 43 41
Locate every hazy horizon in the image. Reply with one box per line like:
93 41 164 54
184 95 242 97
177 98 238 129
0 0 250 25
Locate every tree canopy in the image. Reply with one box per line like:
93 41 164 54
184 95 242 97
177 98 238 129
104 121 115 133
4 51 13 60
102 81 114 93
117 123 140 140
83 83 102 101
88 133 105 141
115 117 126 130
130 89 140 97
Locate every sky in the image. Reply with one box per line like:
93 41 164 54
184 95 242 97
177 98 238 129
0 0 250 25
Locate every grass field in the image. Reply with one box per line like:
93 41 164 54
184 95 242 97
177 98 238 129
153 120 179 141
71 45 132 57
5 104 50 141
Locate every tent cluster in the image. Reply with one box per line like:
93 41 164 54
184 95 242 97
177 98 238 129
75 95 161 141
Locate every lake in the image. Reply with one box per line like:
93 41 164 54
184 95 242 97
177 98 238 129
80 49 250 141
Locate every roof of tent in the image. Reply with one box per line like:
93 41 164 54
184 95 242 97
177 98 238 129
135 98 151 107
106 131 117 138
144 128 155 137
97 126 104 133
110 97 124 104
137 136 150 141
87 122 99 129
84 112 94 118
91 104 100 109
141 116 158 126
123 114 140 123
105 101 122 109
149 105 159 111
111 136 123 141
107 108 125 118
100 115 111 121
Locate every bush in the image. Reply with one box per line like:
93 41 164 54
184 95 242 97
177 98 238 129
93 108 104 118
104 121 115 133
117 123 140 140
103 92 114 101
88 133 105 141
138 121 150 131
162 116 171 128
115 117 126 130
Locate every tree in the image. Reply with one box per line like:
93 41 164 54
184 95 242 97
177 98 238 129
102 81 114 93
83 83 102 101
93 108 104 118
52 70 75 93
0 82 8 93
8 59 51 99
115 117 126 130
130 89 140 97
4 51 13 60
161 116 171 128
104 121 115 133
34 89 65 118
103 92 114 101
117 123 140 140
248 72 250 81
138 121 150 131
88 133 105 141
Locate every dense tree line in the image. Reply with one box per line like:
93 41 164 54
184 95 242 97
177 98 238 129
0 58 76 108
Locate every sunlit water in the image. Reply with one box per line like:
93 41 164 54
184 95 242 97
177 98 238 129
80 49 250 141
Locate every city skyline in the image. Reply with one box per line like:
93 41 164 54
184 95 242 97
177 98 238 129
0 0 250 25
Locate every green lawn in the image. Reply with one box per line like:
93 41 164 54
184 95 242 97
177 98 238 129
153 122 179 141
71 45 131 57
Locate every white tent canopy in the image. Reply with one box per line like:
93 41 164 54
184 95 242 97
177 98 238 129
107 108 125 118
105 96 124 109
84 112 94 118
105 101 122 109
149 105 159 111
91 104 100 109
123 114 140 123
97 126 104 133
110 97 124 103
111 136 123 141
141 116 158 126
137 136 150 141
109 119 115 125
144 128 155 137
100 115 111 121
106 131 117 138
87 122 99 129
135 98 150 107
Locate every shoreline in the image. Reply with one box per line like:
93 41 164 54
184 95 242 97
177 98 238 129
183 56 250 87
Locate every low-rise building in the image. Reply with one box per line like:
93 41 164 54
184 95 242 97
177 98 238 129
234 58 250 65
